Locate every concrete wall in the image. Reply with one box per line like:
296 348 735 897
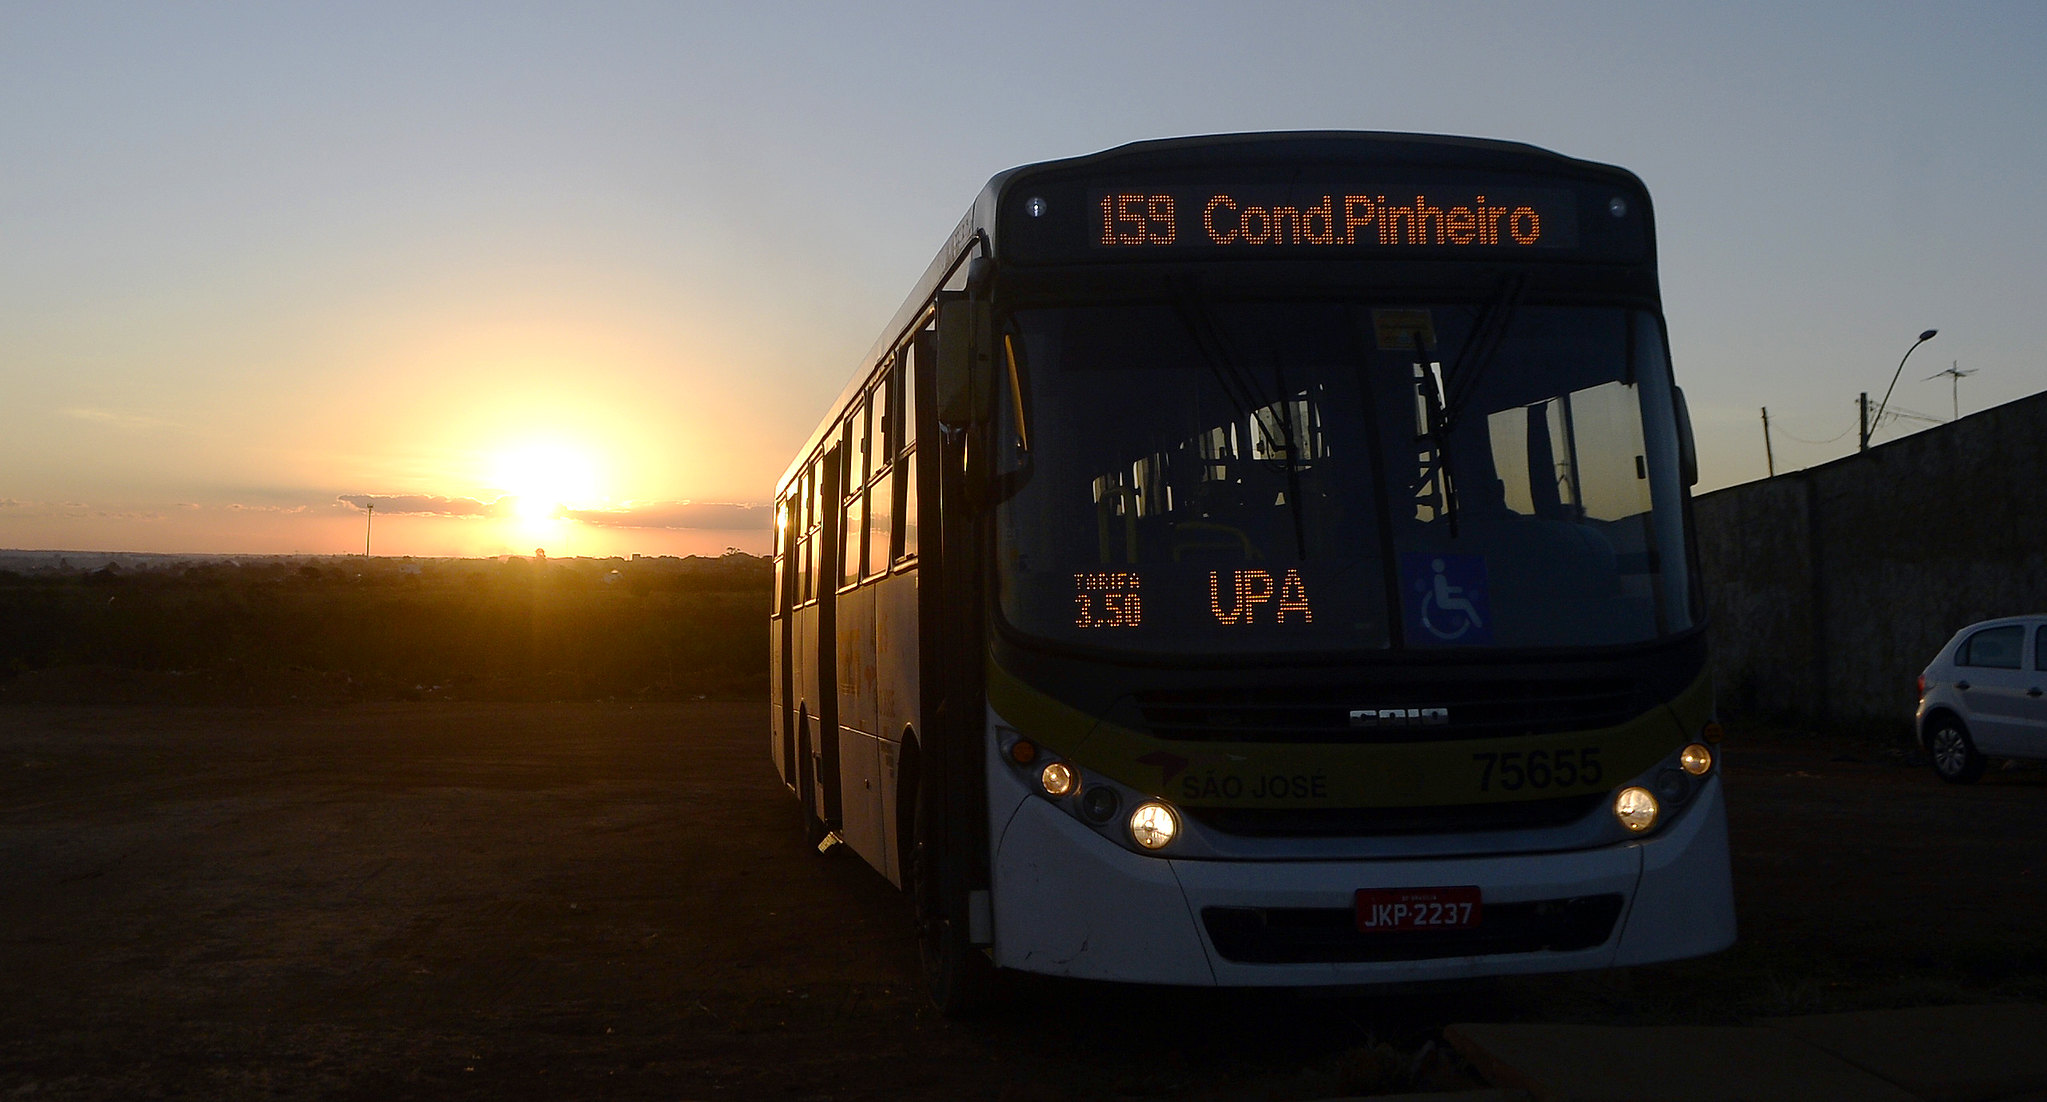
1694 388 2047 731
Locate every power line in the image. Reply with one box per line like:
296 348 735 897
1777 424 1855 446
1878 405 1943 426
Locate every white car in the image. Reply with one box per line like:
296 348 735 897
1917 615 2047 783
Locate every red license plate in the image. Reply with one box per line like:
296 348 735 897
1354 887 1482 933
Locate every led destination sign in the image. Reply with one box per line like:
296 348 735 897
1091 186 1579 252
1073 568 1316 631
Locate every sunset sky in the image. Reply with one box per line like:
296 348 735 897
4 2 2043 558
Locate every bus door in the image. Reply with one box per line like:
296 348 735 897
810 443 845 838
776 495 798 788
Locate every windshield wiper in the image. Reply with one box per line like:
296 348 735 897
1438 273 1526 439
1411 274 1527 537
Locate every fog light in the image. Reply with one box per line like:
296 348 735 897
1129 801 1179 850
1681 743 1714 776
1080 784 1120 824
1655 768 1688 804
1613 786 1659 833
1039 761 1076 797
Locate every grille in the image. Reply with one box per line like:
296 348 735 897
1183 793 1604 837
1203 894 1623 964
1132 677 1641 743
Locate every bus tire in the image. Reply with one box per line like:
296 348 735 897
911 768 998 1016
1926 714 1985 784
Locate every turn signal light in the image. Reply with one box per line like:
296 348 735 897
1039 761 1076 797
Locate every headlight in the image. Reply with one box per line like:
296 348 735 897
1680 743 1714 776
1129 801 1179 851
1613 786 1659 833
1039 761 1077 798
1655 768 1688 803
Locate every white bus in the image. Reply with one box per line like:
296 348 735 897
770 133 1733 1011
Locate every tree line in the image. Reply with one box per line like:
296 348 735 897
0 553 771 703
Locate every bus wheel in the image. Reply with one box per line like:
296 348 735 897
911 772 997 1016
1927 716 1985 784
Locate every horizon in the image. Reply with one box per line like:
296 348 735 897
5 3 2044 557
0 546 766 567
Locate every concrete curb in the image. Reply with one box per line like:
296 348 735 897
1764 1004 2047 1102
1443 1003 2047 1102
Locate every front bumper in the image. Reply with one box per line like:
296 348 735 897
986 743 1734 986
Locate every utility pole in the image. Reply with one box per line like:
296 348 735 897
1857 392 1870 452
1760 407 1776 477
364 502 374 558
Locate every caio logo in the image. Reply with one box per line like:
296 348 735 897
1349 707 1450 728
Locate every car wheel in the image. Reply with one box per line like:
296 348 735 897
1927 716 1985 784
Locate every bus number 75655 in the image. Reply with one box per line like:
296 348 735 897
1472 748 1602 792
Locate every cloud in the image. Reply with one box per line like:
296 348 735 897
64 408 174 430
332 495 771 530
337 494 512 517
0 500 92 518
563 502 769 531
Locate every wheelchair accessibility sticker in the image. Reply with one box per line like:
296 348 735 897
1401 553 1493 644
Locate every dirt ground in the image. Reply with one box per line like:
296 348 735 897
2 703 2043 1100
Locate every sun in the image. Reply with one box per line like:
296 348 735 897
490 441 602 524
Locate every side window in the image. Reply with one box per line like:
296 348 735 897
867 371 893 578
2036 625 2047 672
1960 625 2023 670
897 331 927 563
867 467 891 577
840 434 861 590
772 496 788 608
804 464 821 603
881 357 901 464
855 398 873 490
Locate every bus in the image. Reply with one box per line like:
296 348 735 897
770 132 1733 1010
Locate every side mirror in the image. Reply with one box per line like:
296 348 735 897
1673 386 1699 487
935 294 993 427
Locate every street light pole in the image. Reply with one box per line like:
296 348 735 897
1863 328 1938 451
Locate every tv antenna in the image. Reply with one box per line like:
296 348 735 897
1924 360 1976 421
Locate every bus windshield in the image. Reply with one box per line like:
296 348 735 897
994 298 1695 654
